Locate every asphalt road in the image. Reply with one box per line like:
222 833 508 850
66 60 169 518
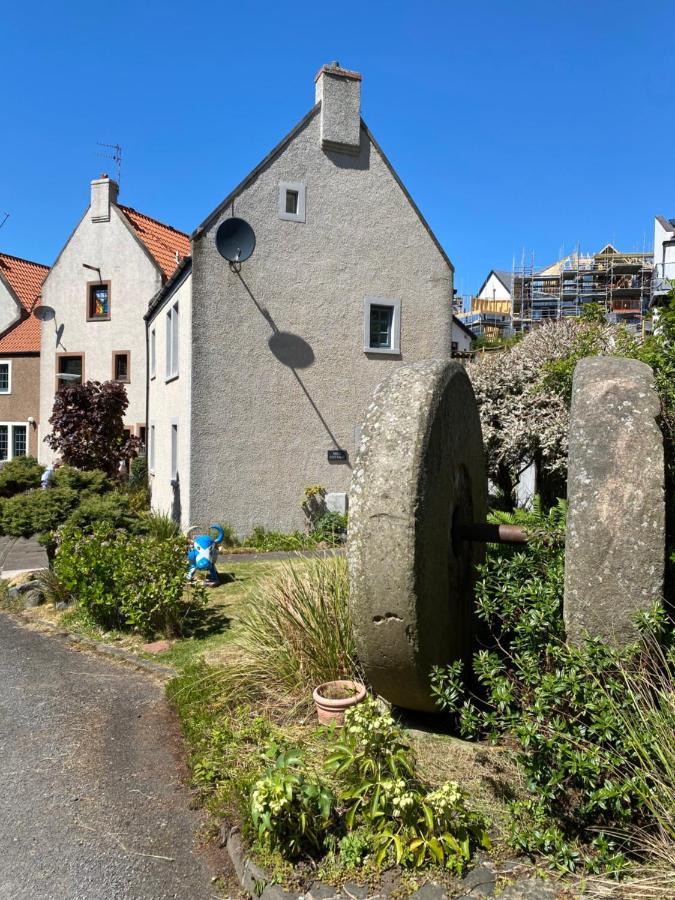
0 613 219 899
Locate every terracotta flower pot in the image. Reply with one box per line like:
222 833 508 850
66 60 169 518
313 679 366 725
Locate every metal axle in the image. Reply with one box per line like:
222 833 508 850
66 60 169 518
454 522 529 545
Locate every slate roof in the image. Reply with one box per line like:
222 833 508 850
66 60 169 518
0 253 49 353
119 206 190 279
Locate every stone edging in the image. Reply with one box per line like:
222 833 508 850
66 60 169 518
220 825 562 900
4 609 177 680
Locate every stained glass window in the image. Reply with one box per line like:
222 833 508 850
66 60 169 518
88 284 110 319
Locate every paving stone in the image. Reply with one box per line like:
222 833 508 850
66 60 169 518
498 878 558 900
260 887 300 900
409 882 449 900
564 357 665 645
342 884 371 899
142 639 173 654
306 883 342 900
460 863 495 895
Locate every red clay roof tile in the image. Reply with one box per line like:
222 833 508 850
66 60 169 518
0 253 49 353
118 206 190 279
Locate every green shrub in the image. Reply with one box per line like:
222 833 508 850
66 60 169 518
215 557 357 711
326 699 489 872
142 511 180 540
219 523 240 547
54 524 207 637
63 491 139 533
251 747 335 858
128 454 148 492
245 525 314 551
2 487 78 537
0 456 44 497
51 465 112 495
311 512 348 545
429 500 674 873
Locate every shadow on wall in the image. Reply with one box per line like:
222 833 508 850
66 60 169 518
171 472 182 525
236 271 349 467
324 129 371 171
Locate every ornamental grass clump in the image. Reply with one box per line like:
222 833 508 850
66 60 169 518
215 556 359 715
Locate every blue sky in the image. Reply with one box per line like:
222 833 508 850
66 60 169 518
1 0 672 296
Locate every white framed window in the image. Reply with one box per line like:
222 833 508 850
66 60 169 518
363 297 401 354
0 361 12 395
0 422 28 461
149 423 156 474
170 421 178 481
278 181 306 223
165 302 179 380
150 328 156 379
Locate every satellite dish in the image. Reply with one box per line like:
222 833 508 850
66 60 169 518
33 305 55 321
215 218 256 263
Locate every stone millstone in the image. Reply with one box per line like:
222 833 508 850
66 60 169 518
348 359 487 712
564 356 665 646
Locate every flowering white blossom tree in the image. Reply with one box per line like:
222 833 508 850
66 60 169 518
467 318 639 504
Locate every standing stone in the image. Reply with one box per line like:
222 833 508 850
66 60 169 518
564 356 665 646
348 360 486 712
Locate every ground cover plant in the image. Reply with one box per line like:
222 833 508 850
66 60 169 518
430 500 675 885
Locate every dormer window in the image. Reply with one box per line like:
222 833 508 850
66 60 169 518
88 282 111 320
278 181 306 223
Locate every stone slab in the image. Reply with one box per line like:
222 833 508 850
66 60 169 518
348 359 487 711
564 357 665 646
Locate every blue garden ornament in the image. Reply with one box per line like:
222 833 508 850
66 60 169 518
187 524 224 585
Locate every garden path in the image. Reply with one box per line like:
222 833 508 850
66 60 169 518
0 534 49 578
0 612 220 899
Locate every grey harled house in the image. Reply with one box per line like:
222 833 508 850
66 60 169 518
146 63 456 535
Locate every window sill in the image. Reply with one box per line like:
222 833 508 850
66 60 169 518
113 379 130 385
364 347 401 357
165 373 179 384
86 317 111 323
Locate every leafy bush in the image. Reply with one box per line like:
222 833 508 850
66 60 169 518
46 380 141 476
219 523 240 547
2 487 78 537
128 454 148 492
245 525 314 552
62 491 139 533
0 456 44 497
429 501 674 873
326 699 489 872
51 465 112 495
142 511 180 540
311 512 348 545
54 524 207 637
216 557 358 712
251 747 335 857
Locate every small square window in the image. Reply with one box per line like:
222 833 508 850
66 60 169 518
363 297 401 355
369 305 393 349
278 181 306 222
113 352 130 383
57 354 83 388
0 362 11 394
88 283 110 320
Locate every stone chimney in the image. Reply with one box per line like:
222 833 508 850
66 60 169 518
314 63 362 155
90 174 119 223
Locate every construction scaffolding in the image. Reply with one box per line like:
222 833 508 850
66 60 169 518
511 244 653 332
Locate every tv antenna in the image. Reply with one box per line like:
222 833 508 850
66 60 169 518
97 142 123 185
0 212 9 231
